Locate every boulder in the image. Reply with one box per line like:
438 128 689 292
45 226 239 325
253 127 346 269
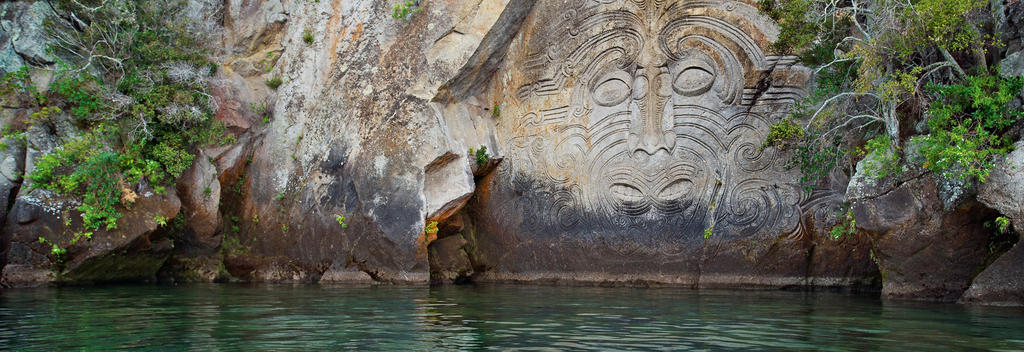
1 188 181 286
850 159 998 301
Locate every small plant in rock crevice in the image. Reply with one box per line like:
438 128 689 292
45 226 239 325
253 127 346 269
302 29 315 45
392 0 422 22
469 146 489 166
265 76 283 89
335 214 348 229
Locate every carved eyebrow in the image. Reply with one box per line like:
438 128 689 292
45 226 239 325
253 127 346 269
574 9 644 33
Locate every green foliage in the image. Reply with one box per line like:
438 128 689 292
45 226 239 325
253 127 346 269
703 225 714 239
762 118 804 150
222 233 250 257
470 146 489 166
784 133 845 192
492 104 501 118
0 66 38 104
303 29 315 45
914 74 1024 182
250 102 271 125
995 216 1012 234
335 214 348 229
425 221 439 237
759 0 1008 190
830 208 857 240
757 0 818 56
392 0 422 22
151 135 195 180
38 230 93 269
858 135 901 179
0 126 27 152
265 77 283 89
154 216 168 226
38 237 68 265
906 0 988 52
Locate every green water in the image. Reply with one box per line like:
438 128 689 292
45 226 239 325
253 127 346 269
0 284 1022 351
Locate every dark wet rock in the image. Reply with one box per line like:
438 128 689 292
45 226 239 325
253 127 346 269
850 167 998 301
1 188 181 286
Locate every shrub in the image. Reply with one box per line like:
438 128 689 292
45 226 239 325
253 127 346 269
914 74 1024 182
14 0 229 231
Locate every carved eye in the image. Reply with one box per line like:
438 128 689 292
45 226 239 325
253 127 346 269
592 78 631 106
658 179 693 200
673 66 715 96
610 183 644 203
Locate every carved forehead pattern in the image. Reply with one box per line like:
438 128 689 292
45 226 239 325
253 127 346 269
491 0 825 250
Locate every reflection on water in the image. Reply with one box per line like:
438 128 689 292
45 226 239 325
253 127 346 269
1 284 1022 351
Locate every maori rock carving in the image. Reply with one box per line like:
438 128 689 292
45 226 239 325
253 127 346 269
493 0 825 251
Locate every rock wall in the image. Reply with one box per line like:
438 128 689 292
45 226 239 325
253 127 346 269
1 0 1023 306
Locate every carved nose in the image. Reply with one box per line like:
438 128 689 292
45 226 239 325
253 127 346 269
629 73 676 157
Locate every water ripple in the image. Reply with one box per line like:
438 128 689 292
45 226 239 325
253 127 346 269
0 284 1022 351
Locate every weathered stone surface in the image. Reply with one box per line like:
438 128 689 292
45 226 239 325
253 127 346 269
850 163 998 301
429 234 473 284
177 151 222 241
0 0 891 289
1 188 180 286
0 2 55 66
223 0 537 283
999 0 1024 55
1000 51 1024 79
0 136 25 228
424 152 474 222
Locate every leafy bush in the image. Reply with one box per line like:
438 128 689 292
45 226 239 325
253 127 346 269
13 0 228 231
914 74 1024 182
762 118 804 150
858 135 901 179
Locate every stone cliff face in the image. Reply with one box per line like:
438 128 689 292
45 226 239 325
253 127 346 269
0 0 1021 305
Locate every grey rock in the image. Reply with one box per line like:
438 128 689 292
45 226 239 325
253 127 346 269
176 151 222 241
1000 50 1024 79
0 2 55 66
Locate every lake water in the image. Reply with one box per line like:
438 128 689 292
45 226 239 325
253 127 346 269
0 284 1022 351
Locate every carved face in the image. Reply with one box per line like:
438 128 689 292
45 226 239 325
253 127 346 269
500 0 807 236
